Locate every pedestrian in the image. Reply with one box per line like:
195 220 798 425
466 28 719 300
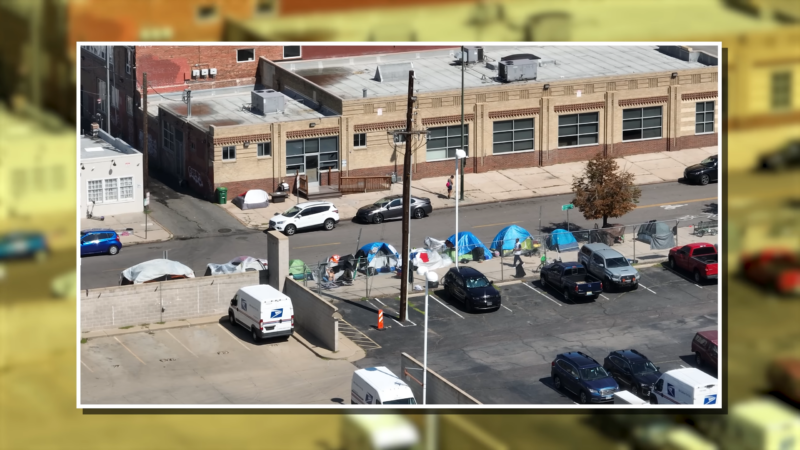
513 238 523 268
446 175 454 199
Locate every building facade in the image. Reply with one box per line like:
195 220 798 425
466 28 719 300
80 127 144 217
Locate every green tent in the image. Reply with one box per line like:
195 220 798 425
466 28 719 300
289 259 311 280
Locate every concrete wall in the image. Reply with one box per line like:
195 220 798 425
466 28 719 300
400 352 482 405
282 278 339 352
80 272 259 331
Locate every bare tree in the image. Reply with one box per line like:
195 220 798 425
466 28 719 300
572 154 641 228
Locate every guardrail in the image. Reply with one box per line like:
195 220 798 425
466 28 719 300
339 176 392 194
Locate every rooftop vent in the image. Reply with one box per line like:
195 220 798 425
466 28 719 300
499 59 538 83
374 62 413 83
457 46 484 64
251 89 284 115
657 46 718 66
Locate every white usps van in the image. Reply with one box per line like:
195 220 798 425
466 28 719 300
228 285 294 342
649 368 719 405
341 414 420 450
351 367 417 405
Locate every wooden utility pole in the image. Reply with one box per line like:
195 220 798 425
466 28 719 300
399 70 415 323
142 73 149 195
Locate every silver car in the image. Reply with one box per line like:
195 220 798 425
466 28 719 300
578 243 639 291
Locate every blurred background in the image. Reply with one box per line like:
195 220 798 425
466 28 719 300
1 0 799 449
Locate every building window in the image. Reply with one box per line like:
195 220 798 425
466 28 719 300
87 180 103 203
97 79 106 113
622 106 662 141
163 121 174 152
771 71 792 110
175 128 184 153
104 178 118 202
393 132 405 144
286 136 340 173
126 49 132 75
493 118 534 154
127 95 133 115
427 125 469 161
695 101 715 134
119 177 134 200
89 177 133 203
354 133 366 148
558 112 599 147
222 145 236 161
283 46 302 59
112 87 119 110
237 48 255 63
196 4 218 21
257 142 271 157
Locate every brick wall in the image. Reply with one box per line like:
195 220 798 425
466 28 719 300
612 138 668 157
677 133 718 150
480 151 541 172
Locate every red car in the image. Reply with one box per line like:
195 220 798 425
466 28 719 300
668 243 718 283
741 249 800 295
691 330 718 369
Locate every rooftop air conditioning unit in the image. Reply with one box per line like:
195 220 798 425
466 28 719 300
251 89 285 115
460 46 483 63
499 59 538 82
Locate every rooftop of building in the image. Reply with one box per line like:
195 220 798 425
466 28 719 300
276 45 715 100
80 129 140 160
147 85 334 130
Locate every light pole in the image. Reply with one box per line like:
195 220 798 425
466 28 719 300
416 266 439 405
454 149 467 268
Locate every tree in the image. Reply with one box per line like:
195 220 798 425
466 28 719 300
571 154 641 228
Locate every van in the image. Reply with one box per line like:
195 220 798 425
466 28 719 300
228 285 294 342
614 390 648 405
341 414 420 450
705 397 800 450
649 368 719 405
351 367 417 405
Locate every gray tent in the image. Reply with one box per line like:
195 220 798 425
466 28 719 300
636 220 676 250
205 256 267 276
120 259 195 285
231 189 269 210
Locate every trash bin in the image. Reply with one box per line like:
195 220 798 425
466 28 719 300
217 187 227 204
271 192 287 203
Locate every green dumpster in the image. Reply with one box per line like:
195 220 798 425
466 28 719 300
217 187 228 204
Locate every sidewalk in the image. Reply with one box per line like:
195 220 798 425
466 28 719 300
221 146 718 230
80 211 172 246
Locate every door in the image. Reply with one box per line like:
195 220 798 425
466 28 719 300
610 356 632 388
98 232 113 253
80 235 96 255
386 199 403 219
454 274 467 302
560 361 579 393
591 254 605 278
305 155 319 190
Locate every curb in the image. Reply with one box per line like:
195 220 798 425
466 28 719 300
291 331 366 362
117 214 176 246
81 315 225 339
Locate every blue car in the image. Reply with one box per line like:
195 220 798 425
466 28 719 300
551 351 619 404
0 232 48 261
80 229 122 256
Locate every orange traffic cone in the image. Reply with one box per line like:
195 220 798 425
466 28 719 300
377 309 384 331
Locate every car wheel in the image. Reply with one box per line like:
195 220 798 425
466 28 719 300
695 352 703 367
632 283 639 291
669 257 676 270
108 245 119 255
323 218 335 231
631 385 640 398
604 277 614 293
579 391 588 404
229 311 235 325
563 288 571 301
650 393 658 405
284 224 296 236
694 271 702 284
540 274 547 286
700 174 710 185
373 214 384 224
553 375 562 390
252 327 259 342
413 208 425 219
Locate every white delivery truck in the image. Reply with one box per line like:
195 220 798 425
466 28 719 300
351 367 417 405
649 368 719 405
614 390 649 405
228 285 294 342
341 414 420 450
695 397 800 450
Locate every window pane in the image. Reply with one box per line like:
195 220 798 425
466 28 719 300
622 129 642 141
430 127 447 138
428 138 447 149
696 102 705 112
258 142 271 156
579 134 598 145
559 135 578 147
320 152 338 162
622 119 641 130
320 137 337 153
104 179 118 202
579 112 599 123
287 156 304 166
696 113 705 124
286 140 304 156
515 118 534 129
705 112 714 123
643 128 661 139
237 48 255 62
559 125 578 136
427 148 447 160
514 129 534 140
320 161 338 170
623 109 642 119
449 135 462 148
643 117 661 128
643 106 662 117
120 177 133 199
88 180 103 203
705 123 714 133
287 164 304 173
579 123 598 134
493 142 513 154
305 138 319 154
448 125 466 136
559 114 578 126
283 46 301 58
493 120 513 132
514 140 534 151
494 131 513 142
696 123 705 134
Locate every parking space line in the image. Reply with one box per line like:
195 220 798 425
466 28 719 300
502 304 513 313
429 294 465 319
114 337 146 365
373 298 387 307
680 365 687 368
639 284 657 294
81 360 94 373
600 294 610 300
522 282 563 307
391 318 406 327
166 330 197 358
405 319 417 326
217 324 250 351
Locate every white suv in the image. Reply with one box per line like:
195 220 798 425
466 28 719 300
269 201 340 236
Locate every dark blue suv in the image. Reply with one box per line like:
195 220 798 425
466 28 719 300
551 351 619 404
80 229 122 256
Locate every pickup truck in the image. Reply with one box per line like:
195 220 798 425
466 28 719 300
668 243 718 283
540 262 603 300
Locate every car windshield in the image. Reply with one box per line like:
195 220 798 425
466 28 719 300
630 361 659 375
466 276 491 288
282 206 302 218
701 157 716 166
373 197 394 207
580 366 610 380
383 397 417 405
606 257 629 268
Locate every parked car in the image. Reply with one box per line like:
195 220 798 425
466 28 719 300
268 201 340 236
603 349 663 399
759 139 800 171
578 243 639 291
767 358 800 403
683 155 719 185
668 243 718 283
442 266 501 313
0 231 48 261
551 351 619 404
355 195 432 224
741 249 800 295
80 229 122 256
691 330 718 370
540 261 603 301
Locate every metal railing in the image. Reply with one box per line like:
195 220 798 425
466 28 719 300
339 176 392 194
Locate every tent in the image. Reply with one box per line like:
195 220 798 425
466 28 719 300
446 231 493 260
289 259 311 280
549 229 579 252
355 242 400 273
636 220 676 250
410 248 453 271
120 259 195 285
205 256 267 276
231 189 269 210
490 224 535 256
424 236 447 253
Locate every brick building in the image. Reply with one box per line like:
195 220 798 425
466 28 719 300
142 45 719 201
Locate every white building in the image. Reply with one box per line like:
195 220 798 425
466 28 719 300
79 127 143 217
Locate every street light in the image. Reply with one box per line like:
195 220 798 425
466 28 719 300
416 266 439 405
454 148 467 268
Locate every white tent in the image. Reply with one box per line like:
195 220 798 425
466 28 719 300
411 248 452 271
120 259 195 285
205 256 267 276
232 189 269 210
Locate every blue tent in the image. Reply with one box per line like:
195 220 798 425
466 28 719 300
549 229 579 252
355 242 400 272
490 225 533 256
446 231 493 260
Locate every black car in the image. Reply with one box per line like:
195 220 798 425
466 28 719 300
602 349 662 399
355 195 433 224
683 155 718 185
442 266 501 312
759 140 800 171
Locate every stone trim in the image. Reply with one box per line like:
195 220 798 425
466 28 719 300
618 96 669 107
422 114 475 126
488 108 540 119
354 120 408 133
681 91 718 101
213 133 271 146
553 102 605 113
286 127 340 139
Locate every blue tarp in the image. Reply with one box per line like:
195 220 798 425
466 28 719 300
490 225 533 253
356 242 400 263
549 229 579 252
446 231 493 260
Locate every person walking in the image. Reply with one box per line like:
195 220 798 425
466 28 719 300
446 175 454 199
513 238 523 268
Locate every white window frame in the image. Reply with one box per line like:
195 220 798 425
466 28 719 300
621 106 663 142
125 49 132 75
236 48 256 63
695 101 715 135
222 145 236 161
257 142 271 158
354 133 367 148
492 118 535 155
88 176 135 204
283 46 302 60
557 112 599 149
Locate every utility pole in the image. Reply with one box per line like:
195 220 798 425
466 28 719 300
399 70 415 323
460 46 466 201
143 73 149 198
106 45 112 134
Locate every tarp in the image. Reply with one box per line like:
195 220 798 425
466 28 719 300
637 221 676 250
446 231 493 260
231 189 269 210
355 242 401 272
490 224 534 256
121 259 195 285
289 259 310 280
424 236 447 253
549 229 579 252
410 248 453 271
205 256 267 276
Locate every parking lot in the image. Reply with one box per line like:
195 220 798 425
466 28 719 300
334 265 719 405
80 321 356 405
